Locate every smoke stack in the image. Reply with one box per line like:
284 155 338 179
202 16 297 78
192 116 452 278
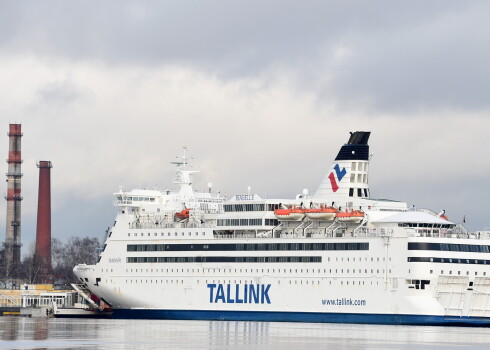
35 161 52 283
4 124 23 281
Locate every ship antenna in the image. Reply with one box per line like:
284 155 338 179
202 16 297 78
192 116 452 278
183 146 187 169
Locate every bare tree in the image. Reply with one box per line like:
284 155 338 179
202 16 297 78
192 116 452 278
18 254 37 284
52 236 101 284
0 237 101 286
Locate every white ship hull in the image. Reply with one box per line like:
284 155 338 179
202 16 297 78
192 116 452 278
74 231 490 325
74 133 490 326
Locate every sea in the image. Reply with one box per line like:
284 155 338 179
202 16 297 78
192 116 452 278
1 317 490 350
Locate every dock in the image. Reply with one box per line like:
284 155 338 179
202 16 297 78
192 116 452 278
0 283 111 318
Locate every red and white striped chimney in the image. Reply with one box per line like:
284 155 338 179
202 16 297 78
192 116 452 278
4 124 23 280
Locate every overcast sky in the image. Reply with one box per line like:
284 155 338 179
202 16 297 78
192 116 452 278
0 1 489 253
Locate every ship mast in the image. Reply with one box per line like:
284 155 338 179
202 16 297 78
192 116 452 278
171 147 199 199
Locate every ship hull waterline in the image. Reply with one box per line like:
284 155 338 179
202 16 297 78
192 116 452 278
111 309 490 327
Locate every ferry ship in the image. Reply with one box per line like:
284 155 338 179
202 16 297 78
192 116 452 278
74 132 490 326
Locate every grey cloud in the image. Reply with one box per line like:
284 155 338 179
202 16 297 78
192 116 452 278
326 4 490 112
37 78 91 105
0 2 472 68
1 0 489 249
0 0 483 114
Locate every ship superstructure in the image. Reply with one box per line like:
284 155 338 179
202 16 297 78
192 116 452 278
74 132 490 325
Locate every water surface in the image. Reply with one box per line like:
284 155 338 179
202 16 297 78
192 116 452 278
1 317 489 350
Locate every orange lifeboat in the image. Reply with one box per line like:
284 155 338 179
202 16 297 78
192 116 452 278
336 209 365 223
274 207 306 221
175 209 190 220
305 206 338 221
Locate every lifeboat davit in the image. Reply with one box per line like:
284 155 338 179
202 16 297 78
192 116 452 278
274 207 306 221
175 209 190 220
336 210 365 223
305 206 338 221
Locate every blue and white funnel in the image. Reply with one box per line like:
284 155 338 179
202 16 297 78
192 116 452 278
314 131 371 199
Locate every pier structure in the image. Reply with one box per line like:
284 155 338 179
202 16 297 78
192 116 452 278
4 124 23 282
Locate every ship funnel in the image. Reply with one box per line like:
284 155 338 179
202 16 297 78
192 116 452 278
314 131 371 199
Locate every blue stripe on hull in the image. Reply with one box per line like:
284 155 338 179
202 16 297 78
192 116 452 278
112 309 490 327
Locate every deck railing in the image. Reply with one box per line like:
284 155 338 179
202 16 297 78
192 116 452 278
0 293 21 307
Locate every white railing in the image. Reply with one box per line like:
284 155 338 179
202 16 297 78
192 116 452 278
211 227 394 240
213 232 263 239
352 226 393 238
0 293 21 307
129 211 222 230
0 293 72 308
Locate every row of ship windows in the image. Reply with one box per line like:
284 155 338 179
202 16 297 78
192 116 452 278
102 256 390 273
401 223 452 229
101 256 390 275
349 188 369 198
128 232 207 237
223 203 398 214
122 267 391 275
116 196 156 202
409 257 490 265
101 257 390 273
122 241 490 254
407 279 430 289
108 279 381 287
217 219 279 226
101 278 379 286
121 266 390 274
127 256 322 263
223 204 266 212
218 219 263 226
126 242 369 252
351 162 368 172
408 242 490 253
105 270 486 289
223 204 301 213
22 296 66 307
428 270 486 276
349 173 368 184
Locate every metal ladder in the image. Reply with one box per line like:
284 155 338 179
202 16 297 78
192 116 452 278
0 292 21 307
71 284 104 311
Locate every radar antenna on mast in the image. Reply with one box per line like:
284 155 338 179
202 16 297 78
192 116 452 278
171 146 190 169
